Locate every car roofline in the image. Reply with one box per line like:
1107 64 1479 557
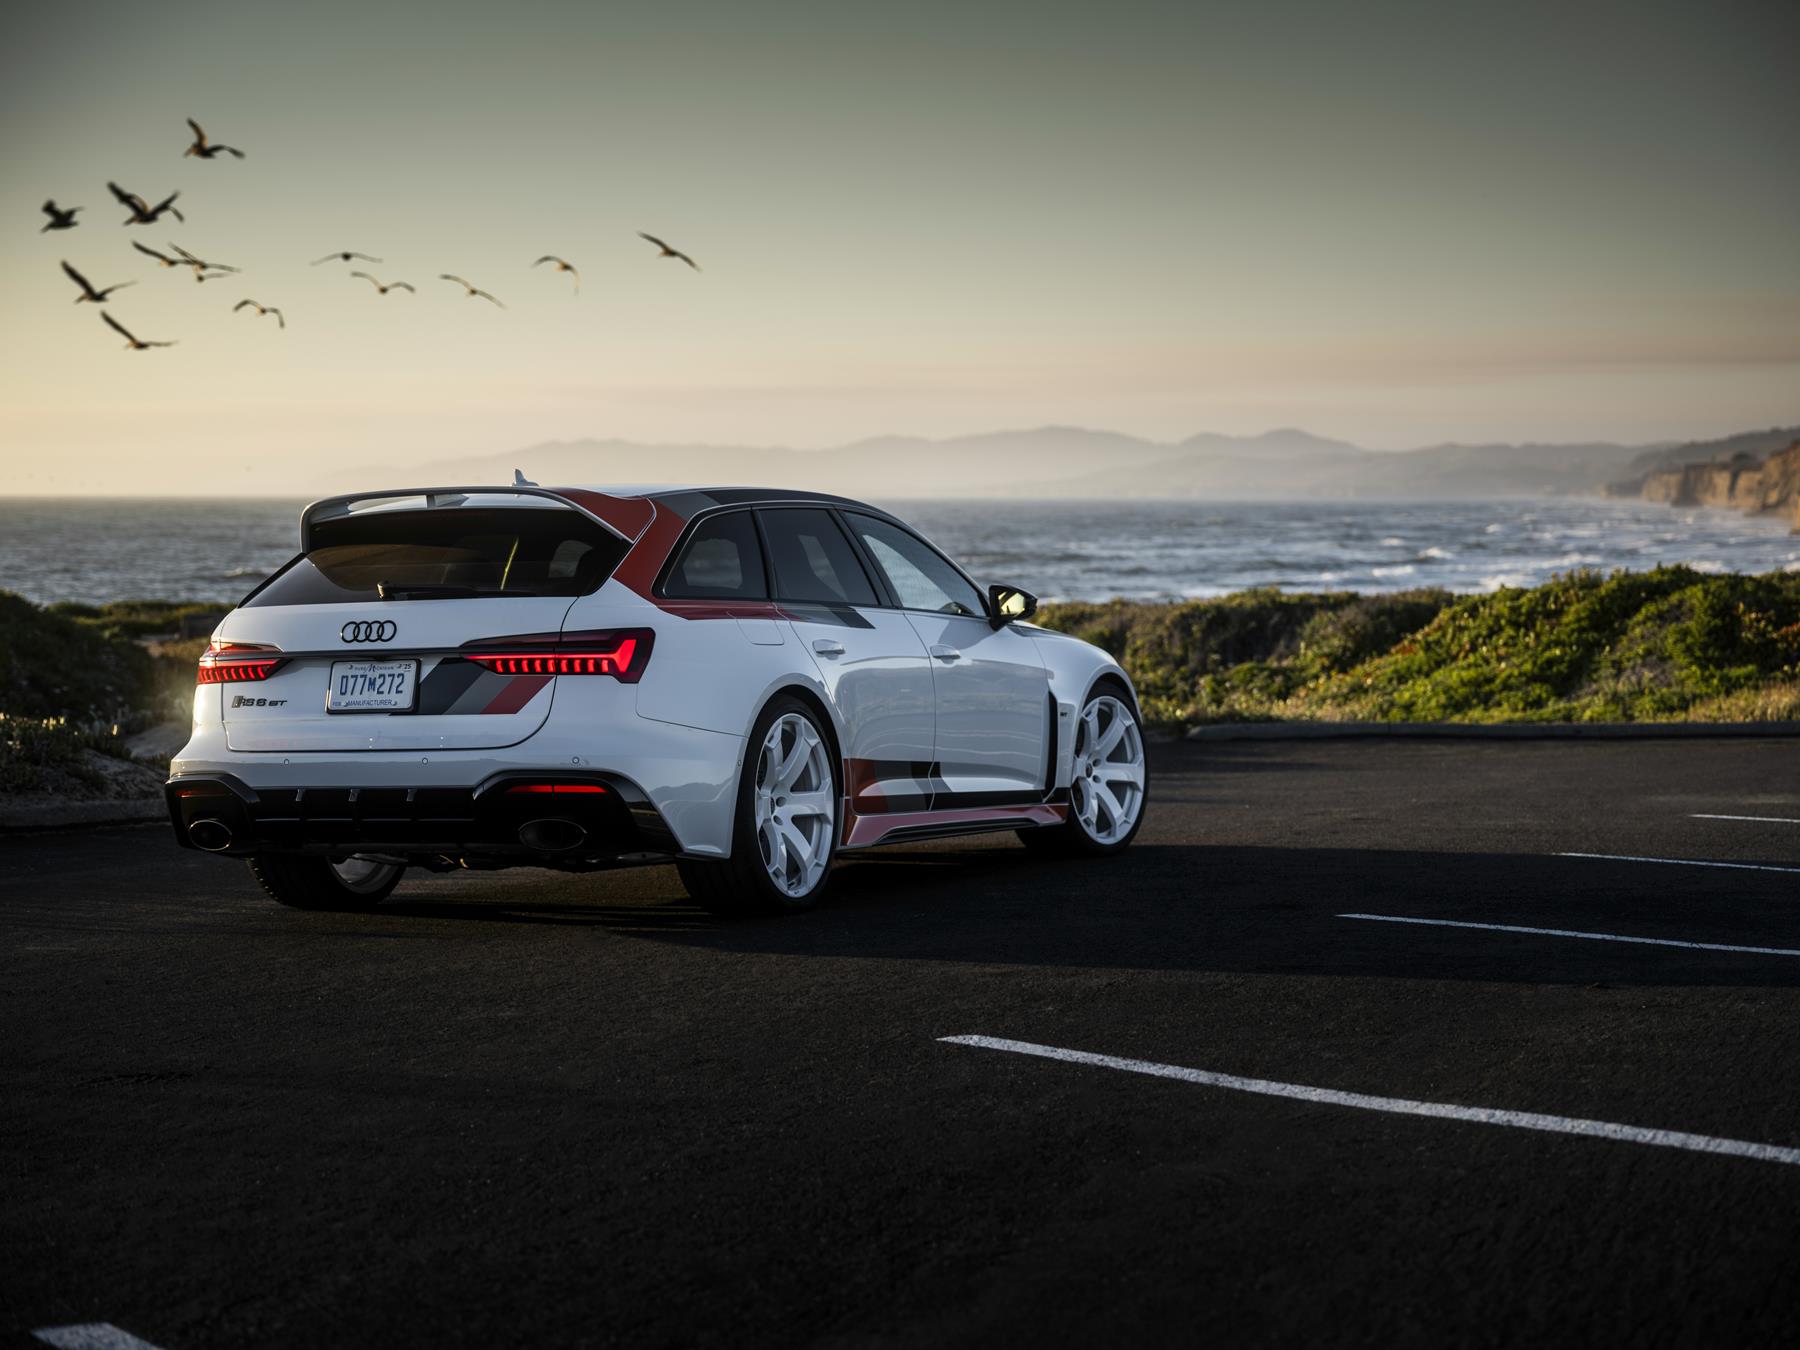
295 482 888 553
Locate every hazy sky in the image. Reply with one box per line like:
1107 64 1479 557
2 0 1796 493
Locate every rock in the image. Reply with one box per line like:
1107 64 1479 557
1631 439 1800 532
126 721 190 765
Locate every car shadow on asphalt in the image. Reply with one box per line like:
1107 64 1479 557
379 840 1800 988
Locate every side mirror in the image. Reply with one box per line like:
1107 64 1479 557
987 583 1038 628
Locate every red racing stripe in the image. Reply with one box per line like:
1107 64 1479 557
549 488 658 542
654 599 786 621
607 504 689 600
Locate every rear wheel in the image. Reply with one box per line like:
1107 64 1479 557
677 697 838 915
247 853 404 910
1019 683 1148 857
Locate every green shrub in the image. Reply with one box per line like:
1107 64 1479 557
1036 568 1800 728
0 591 156 720
0 714 124 793
47 598 227 642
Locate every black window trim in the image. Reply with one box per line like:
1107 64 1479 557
834 508 992 621
238 552 304 608
652 504 772 603
827 509 899 611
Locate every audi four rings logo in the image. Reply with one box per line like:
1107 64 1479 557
340 620 398 643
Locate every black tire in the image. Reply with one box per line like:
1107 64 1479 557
1017 679 1149 858
676 695 839 916
247 853 403 911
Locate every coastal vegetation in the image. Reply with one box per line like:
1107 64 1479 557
0 593 217 796
0 592 215 724
2 567 1797 794
0 713 137 795
1036 566 1800 728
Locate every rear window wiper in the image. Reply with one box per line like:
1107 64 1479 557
375 582 510 601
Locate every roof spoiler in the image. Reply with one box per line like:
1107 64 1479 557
298 486 635 550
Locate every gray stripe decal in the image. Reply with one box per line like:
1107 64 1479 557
443 669 514 715
416 658 483 714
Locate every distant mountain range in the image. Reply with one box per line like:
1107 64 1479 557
333 424 1794 500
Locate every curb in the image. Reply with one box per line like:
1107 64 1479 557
1185 721 1800 742
0 796 167 832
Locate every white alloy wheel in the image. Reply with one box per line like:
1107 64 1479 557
330 856 404 894
1070 694 1146 846
752 711 837 898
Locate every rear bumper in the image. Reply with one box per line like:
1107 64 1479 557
165 770 680 862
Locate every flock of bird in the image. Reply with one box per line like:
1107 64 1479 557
39 118 704 352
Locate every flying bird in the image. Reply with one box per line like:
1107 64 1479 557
350 271 414 295
439 274 505 307
41 201 81 232
184 118 245 159
132 241 184 269
169 242 240 282
533 255 580 293
61 261 136 304
109 182 184 225
233 299 285 329
312 250 381 266
638 232 700 271
101 310 176 350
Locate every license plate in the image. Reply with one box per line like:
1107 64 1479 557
327 659 417 713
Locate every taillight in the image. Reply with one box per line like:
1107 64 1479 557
197 642 285 685
504 783 608 795
461 629 654 683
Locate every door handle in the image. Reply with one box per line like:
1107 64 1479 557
929 645 960 662
812 638 846 657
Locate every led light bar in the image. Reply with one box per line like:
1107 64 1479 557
461 629 653 683
197 642 285 685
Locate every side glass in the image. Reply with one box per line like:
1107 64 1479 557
844 514 985 617
663 511 768 599
757 508 879 607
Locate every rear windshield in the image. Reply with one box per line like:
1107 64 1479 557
244 507 629 606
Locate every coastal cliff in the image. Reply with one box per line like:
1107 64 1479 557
1626 439 1800 530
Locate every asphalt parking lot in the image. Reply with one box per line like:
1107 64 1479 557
6 737 1800 1348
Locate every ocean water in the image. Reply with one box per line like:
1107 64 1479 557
0 495 1796 608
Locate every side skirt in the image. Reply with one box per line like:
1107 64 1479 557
840 802 1067 850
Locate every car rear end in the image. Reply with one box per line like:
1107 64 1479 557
166 488 682 869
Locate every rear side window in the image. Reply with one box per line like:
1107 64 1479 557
244 507 629 606
662 511 768 600
757 508 878 607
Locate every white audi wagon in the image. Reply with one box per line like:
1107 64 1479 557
166 484 1148 913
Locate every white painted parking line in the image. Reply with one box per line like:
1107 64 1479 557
1557 851 1800 875
939 1035 1800 1167
33 1326 167 1350
1339 912 1800 958
1691 813 1800 826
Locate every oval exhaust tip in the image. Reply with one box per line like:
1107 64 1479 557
189 818 234 852
519 818 587 852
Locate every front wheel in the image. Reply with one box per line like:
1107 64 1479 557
1019 684 1148 857
247 853 405 910
677 696 839 915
